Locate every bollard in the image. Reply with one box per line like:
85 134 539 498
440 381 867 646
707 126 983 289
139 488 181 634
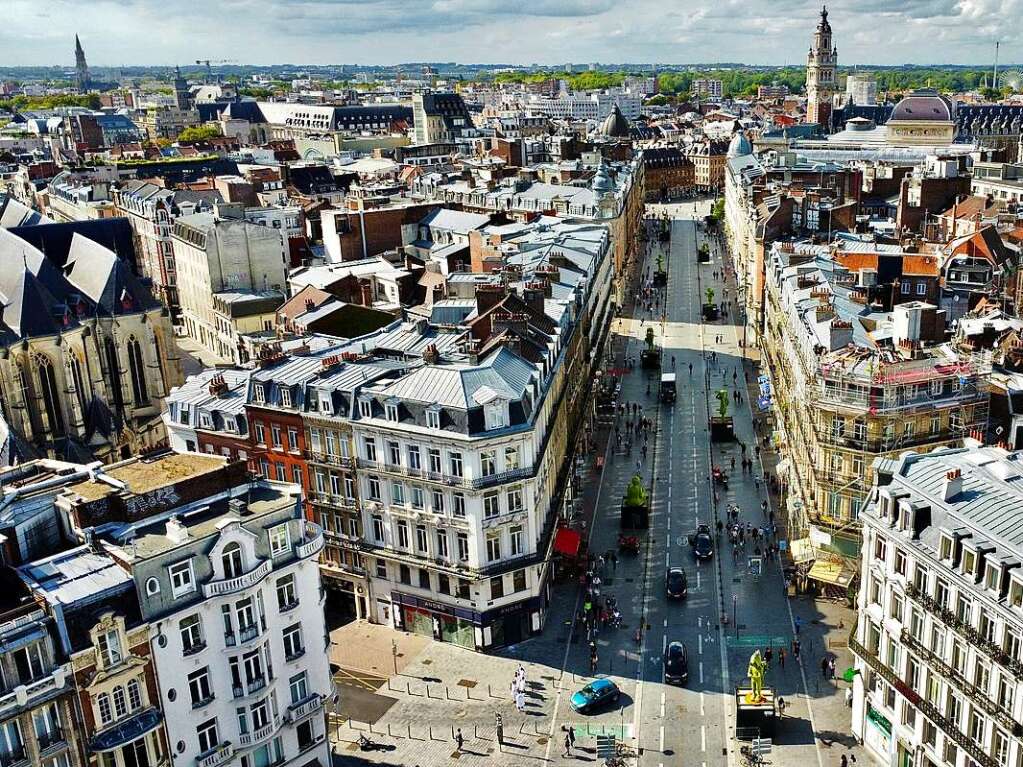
408 725 412 740
445 686 452 701
387 724 393 737
407 681 412 696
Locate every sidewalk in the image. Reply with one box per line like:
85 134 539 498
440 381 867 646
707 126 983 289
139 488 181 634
711 223 869 767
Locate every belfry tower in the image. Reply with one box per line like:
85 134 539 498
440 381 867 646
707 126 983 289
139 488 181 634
805 6 836 128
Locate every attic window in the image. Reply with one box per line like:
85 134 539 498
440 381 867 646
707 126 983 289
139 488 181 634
280 388 292 408
253 384 265 404
319 393 331 414
426 409 441 429
359 399 372 418
939 534 954 563
385 403 399 422
199 413 212 429
485 402 507 431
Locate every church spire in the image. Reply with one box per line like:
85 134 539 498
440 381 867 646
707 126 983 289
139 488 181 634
74 34 91 93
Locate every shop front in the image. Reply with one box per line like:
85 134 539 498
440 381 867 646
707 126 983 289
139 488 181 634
863 702 893 765
391 592 479 650
391 588 549 652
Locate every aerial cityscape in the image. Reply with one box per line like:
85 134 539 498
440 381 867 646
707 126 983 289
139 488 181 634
2 5 1023 767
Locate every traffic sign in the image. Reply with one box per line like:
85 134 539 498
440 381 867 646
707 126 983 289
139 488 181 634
596 735 617 758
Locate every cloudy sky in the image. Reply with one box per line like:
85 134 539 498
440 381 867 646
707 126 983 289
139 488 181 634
1 0 1018 67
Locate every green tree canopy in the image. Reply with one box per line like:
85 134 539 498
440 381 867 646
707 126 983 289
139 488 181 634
177 124 222 143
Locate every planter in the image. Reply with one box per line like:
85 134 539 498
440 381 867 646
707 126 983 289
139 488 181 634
710 416 735 442
702 304 719 321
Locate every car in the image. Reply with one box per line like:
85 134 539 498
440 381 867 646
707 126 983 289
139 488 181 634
570 678 621 713
666 567 688 599
690 524 714 560
664 641 689 684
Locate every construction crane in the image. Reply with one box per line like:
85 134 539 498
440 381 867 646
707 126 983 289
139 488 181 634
195 59 237 84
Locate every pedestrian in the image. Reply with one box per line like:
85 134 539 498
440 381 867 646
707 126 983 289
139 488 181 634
765 647 773 666
841 755 848 767
845 687 853 707
516 690 526 712
569 726 576 747
779 648 785 668
455 728 464 751
821 655 829 679
564 733 572 757
828 657 836 679
795 618 802 636
611 552 618 571
792 639 801 660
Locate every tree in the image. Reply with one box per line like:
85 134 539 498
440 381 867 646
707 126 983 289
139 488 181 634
624 475 648 507
705 287 715 306
711 198 725 221
716 389 730 419
645 94 670 106
177 125 221 143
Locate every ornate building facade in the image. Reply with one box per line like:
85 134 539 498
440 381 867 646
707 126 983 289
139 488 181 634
0 229 184 463
805 6 837 128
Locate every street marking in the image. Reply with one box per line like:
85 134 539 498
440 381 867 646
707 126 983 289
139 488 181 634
699 661 704 684
698 634 703 655
697 570 701 590
663 618 668 628
700 692 705 717
662 634 667 652
701 725 706 752
659 725 665 752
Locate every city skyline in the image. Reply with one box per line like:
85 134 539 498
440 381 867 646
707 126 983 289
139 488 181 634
2 0 1020 69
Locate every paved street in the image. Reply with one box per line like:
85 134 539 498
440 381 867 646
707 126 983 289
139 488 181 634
330 200 864 767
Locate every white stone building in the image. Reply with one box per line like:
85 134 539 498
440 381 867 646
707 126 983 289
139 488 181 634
851 445 1023 767
100 475 330 767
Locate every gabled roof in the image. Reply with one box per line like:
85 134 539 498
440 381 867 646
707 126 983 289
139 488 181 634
64 234 159 316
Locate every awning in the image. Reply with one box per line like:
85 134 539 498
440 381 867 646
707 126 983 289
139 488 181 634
807 559 855 588
789 537 816 565
554 528 582 558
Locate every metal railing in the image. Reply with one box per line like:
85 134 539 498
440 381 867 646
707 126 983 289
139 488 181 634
849 632 997 767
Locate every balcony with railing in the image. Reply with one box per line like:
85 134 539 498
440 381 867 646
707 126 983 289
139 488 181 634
0 664 69 720
308 451 353 469
197 743 234 767
203 559 273 598
237 714 283 747
295 522 324 560
287 693 323 723
849 630 997 767
224 621 263 649
470 466 533 490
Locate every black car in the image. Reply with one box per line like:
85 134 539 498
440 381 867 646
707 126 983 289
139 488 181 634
690 524 714 560
664 641 689 684
666 567 688 599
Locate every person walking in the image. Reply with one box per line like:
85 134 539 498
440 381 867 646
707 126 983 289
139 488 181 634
845 687 853 707
794 616 802 635
569 726 576 748
821 655 829 679
792 639 801 660
778 648 785 668
564 732 572 757
516 689 526 712
764 647 773 666
840 755 848 767
455 728 464 752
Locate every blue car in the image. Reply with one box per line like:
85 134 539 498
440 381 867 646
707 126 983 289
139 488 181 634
570 678 621 713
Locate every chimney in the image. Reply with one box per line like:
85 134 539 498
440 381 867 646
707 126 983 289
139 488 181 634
475 284 506 315
228 497 246 516
165 517 189 544
942 469 963 502
522 283 546 315
422 343 440 364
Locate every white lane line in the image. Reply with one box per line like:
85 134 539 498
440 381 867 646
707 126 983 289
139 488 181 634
701 692 706 717
665 550 670 566
660 691 665 718
699 661 704 684
667 516 671 531
659 726 665 752
696 569 701 590
663 618 668 628
701 725 707 752
662 634 667 652
698 634 703 655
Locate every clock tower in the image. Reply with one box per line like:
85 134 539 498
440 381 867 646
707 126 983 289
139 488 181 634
805 6 837 129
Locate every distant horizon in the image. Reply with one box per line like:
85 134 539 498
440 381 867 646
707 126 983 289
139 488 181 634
2 0 1020 71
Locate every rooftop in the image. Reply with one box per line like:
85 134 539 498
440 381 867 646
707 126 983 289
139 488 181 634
65 453 226 503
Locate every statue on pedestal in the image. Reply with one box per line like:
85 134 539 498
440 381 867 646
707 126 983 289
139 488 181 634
746 650 767 703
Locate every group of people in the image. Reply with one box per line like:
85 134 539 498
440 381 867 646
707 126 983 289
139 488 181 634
510 664 529 712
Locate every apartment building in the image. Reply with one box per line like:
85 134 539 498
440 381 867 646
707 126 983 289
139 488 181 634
0 577 84 767
113 181 218 318
21 547 169 767
851 446 1023 767
761 239 990 556
80 461 331 767
171 211 288 363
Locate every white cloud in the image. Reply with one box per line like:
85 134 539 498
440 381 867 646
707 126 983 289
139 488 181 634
1 0 1020 66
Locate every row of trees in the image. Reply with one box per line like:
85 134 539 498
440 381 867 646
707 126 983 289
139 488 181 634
487 67 1016 100
0 93 101 112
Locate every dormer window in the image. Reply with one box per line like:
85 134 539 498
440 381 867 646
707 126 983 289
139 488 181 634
939 534 954 563
319 393 331 414
199 412 212 429
222 543 244 579
97 627 123 669
385 403 399 422
985 563 1001 592
426 408 441 429
1010 577 1023 610
485 402 508 431
359 399 372 418
254 384 265 404
962 549 977 577
280 388 292 408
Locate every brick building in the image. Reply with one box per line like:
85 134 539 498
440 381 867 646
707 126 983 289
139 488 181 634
642 147 696 200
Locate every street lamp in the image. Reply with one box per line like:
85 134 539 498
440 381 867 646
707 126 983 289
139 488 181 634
733 595 738 639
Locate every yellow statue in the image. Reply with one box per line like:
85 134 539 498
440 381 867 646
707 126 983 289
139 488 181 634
746 650 767 704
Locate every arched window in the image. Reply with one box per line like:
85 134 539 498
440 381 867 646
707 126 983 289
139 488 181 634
112 685 127 718
127 337 148 405
36 356 65 437
66 350 87 415
222 543 243 579
153 333 166 397
104 338 124 415
97 692 112 725
127 679 143 711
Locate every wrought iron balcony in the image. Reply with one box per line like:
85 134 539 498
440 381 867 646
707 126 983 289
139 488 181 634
849 631 997 767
